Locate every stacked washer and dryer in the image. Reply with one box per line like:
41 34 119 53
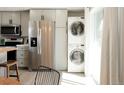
68 17 85 72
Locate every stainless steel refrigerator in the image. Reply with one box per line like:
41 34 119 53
29 20 55 70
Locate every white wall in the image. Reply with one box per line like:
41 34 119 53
85 8 91 76
85 8 103 84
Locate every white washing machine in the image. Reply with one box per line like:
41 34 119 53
68 16 85 72
68 44 85 72
68 17 85 44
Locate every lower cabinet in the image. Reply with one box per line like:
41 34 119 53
16 44 29 68
17 58 28 67
0 68 5 76
0 52 7 63
0 52 7 77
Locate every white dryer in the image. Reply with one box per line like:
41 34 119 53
68 44 85 72
68 17 85 44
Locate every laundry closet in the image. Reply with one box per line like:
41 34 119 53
67 10 85 72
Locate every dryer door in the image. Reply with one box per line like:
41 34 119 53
71 21 84 36
70 49 84 65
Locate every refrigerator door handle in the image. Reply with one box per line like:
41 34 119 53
37 22 40 54
39 28 42 54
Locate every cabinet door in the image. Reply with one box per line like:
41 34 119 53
30 10 56 21
0 12 1 26
30 10 44 21
0 68 5 77
56 10 67 27
43 10 56 21
0 52 7 76
1 12 20 25
11 12 20 25
1 12 12 25
20 11 29 36
0 52 7 63
54 28 67 70
17 58 28 67
17 50 29 59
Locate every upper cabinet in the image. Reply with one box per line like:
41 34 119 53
20 11 29 36
1 12 11 25
0 11 29 36
30 10 56 22
1 12 20 25
30 9 68 27
43 10 56 21
55 10 67 27
29 10 43 21
11 12 20 25
0 12 1 26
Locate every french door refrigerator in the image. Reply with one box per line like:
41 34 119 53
29 20 55 70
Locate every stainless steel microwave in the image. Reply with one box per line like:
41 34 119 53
0 25 21 36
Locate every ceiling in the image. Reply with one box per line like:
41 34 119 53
0 7 84 11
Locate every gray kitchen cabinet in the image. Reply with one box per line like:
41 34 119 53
0 12 1 37
29 10 43 21
1 12 20 25
54 28 67 70
1 12 11 25
30 10 56 21
16 44 29 67
0 52 7 77
20 11 29 36
0 68 5 77
56 10 67 27
0 12 1 26
43 10 56 21
0 52 7 64
11 12 20 25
